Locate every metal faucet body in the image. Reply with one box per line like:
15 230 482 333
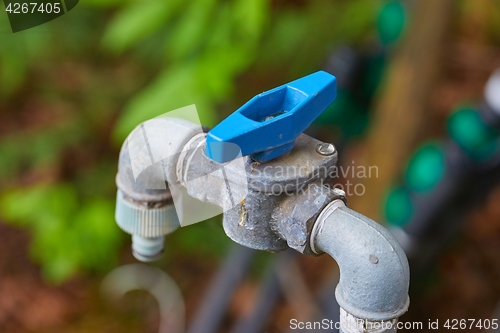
178 131 345 254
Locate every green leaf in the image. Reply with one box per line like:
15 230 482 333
232 0 269 41
30 214 80 283
195 44 253 100
0 52 27 96
165 0 217 60
1 184 123 283
81 0 134 8
102 0 184 54
337 0 378 42
0 185 49 224
73 199 122 269
0 125 83 182
257 9 308 65
113 64 216 142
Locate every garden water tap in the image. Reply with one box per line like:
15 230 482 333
115 71 410 331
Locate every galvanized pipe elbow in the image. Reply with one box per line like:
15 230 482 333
311 200 410 329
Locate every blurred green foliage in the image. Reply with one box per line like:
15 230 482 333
1 184 121 282
0 0 383 283
104 0 270 141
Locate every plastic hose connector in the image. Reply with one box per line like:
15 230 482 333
115 190 179 238
131 235 165 262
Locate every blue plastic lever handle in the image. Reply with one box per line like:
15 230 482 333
205 71 337 163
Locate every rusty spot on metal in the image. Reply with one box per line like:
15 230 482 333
250 162 260 173
239 198 247 227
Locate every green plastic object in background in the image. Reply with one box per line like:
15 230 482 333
447 106 499 160
405 142 446 193
316 89 356 123
377 1 406 46
315 88 369 137
361 53 386 100
384 186 413 227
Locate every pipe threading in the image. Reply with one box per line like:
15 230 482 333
340 308 397 333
